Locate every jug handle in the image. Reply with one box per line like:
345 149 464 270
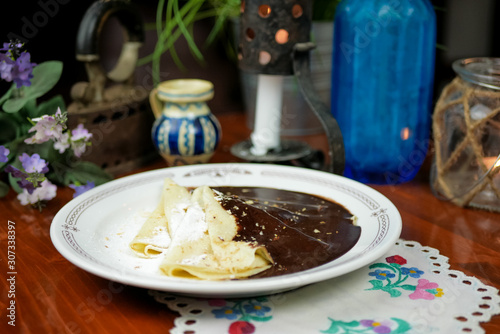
149 88 163 119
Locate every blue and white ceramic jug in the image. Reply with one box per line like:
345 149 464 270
150 79 221 166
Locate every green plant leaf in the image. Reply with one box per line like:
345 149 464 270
47 159 68 185
0 112 20 144
2 61 63 113
21 97 37 117
0 84 14 106
173 0 204 61
0 180 10 197
60 161 113 186
8 173 23 194
33 141 57 162
27 61 63 97
33 95 66 118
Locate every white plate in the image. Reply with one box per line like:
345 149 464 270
50 163 401 298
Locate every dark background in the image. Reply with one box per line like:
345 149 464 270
0 0 499 114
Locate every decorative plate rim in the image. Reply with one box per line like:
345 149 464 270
50 163 402 298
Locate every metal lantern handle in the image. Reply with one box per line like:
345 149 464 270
293 42 345 175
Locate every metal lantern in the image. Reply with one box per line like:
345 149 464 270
230 0 344 174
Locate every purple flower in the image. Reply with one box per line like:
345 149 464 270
70 124 92 157
17 179 57 206
53 132 70 153
69 181 95 198
401 267 424 279
12 52 36 88
25 107 92 158
19 153 49 174
0 42 12 51
0 41 36 88
25 114 63 145
1 41 23 54
25 107 73 155
71 141 89 158
212 307 241 320
4 154 49 194
360 320 392 334
4 165 35 194
0 145 9 163
71 123 92 141
4 165 27 179
368 269 395 281
0 54 14 81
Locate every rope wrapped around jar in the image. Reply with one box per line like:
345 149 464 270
431 58 500 211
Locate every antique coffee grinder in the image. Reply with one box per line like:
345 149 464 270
231 0 344 174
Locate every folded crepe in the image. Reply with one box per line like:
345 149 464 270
129 178 273 280
129 186 170 257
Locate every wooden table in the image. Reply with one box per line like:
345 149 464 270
1 112 499 333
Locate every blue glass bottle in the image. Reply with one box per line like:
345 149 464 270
331 0 436 184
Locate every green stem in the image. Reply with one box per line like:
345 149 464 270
233 300 246 320
150 0 203 84
392 274 409 287
173 0 204 60
156 0 165 38
11 88 23 99
138 0 210 69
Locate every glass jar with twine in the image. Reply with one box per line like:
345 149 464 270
431 58 500 211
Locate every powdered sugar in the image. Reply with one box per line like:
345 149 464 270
97 209 166 274
169 200 207 245
180 254 208 266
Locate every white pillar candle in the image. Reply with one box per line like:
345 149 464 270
250 74 283 155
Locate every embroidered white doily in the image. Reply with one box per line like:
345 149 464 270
150 240 500 333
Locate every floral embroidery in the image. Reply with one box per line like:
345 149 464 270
208 299 227 307
369 269 396 281
212 306 241 320
243 303 271 316
366 255 444 300
229 321 256 334
400 267 424 278
210 297 272 334
386 255 406 265
321 317 411 333
409 279 443 300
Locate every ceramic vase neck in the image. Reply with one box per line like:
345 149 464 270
162 101 211 117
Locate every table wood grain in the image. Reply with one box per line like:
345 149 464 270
1 112 499 333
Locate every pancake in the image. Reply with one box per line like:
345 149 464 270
130 179 361 280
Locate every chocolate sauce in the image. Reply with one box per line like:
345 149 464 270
213 187 361 278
